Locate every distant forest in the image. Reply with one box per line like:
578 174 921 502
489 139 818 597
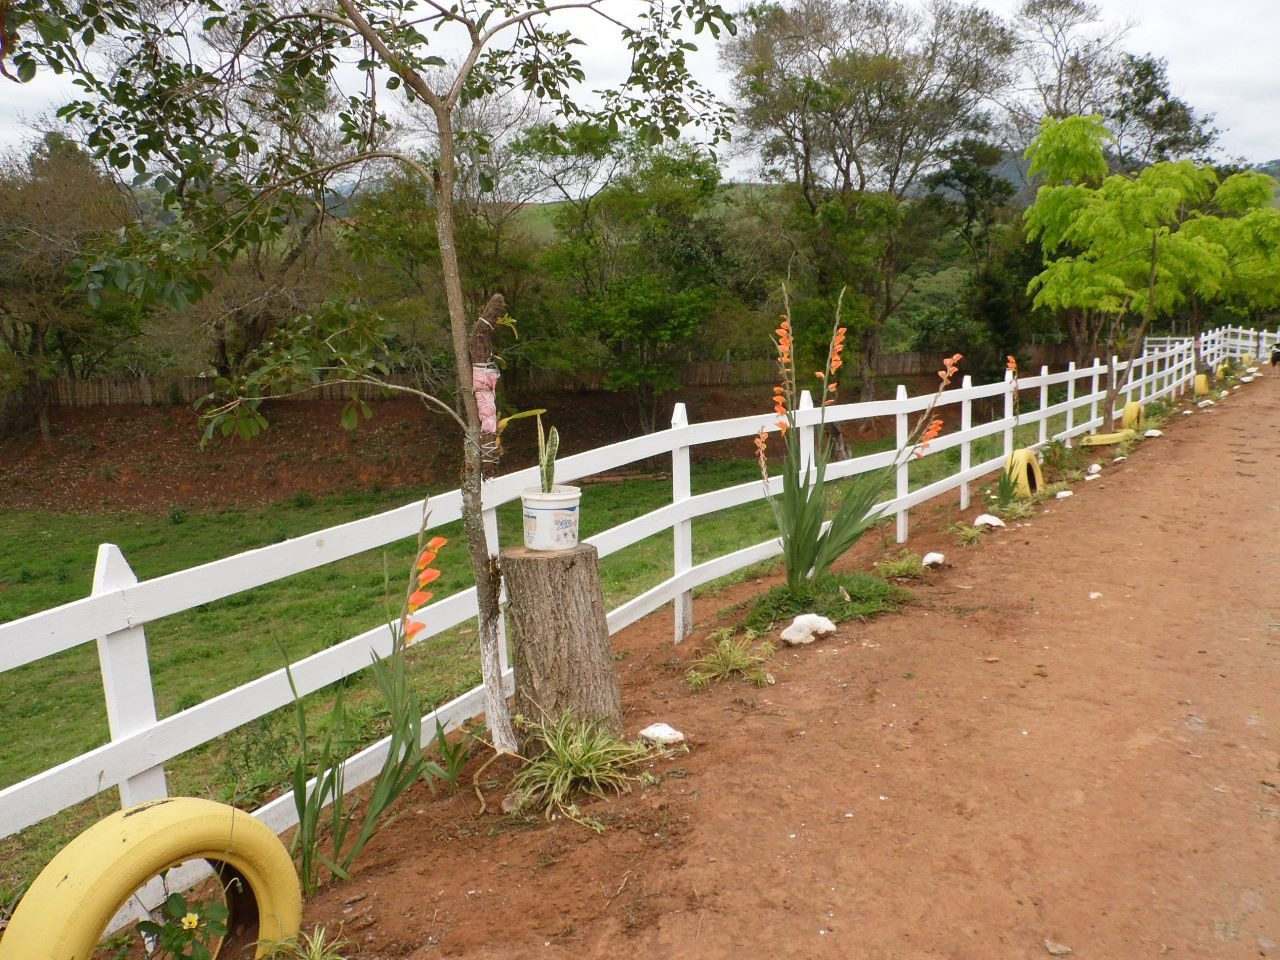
3 0 1279 443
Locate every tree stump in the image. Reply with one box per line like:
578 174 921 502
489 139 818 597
501 543 623 737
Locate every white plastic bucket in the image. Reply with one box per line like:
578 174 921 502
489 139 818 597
521 486 581 551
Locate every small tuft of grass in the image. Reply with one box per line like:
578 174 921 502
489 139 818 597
741 572 907 631
260 925 352 960
874 550 926 580
1041 481 1071 498
993 499 1035 522
687 628 775 689
950 522 984 546
508 712 649 830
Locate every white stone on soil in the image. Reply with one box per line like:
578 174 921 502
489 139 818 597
780 614 838 646
922 552 945 567
638 723 685 745
1055 490 1073 500
973 514 1006 528
1143 429 1163 438
1087 463 1102 475
1197 399 1215 408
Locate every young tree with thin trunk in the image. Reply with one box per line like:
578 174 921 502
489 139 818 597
3 0 735 753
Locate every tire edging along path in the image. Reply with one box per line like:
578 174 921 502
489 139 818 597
301 378 1280 960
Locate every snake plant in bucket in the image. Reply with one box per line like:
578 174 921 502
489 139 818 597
521 415 581 550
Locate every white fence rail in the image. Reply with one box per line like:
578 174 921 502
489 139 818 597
0 332 1246 853
1146 325 1280 365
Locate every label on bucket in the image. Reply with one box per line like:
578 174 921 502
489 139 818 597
523 501 579 549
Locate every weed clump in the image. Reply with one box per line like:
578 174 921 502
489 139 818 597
687 628 776 689
742 572 906 632
508 712 649 829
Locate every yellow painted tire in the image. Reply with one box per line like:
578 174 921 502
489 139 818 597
1004 449 1044 498
1121 401 1144 431
0 798 300 960
1079 429 1137 447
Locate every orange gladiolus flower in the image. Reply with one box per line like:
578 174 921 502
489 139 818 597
828 383 838 394
815 371 825 379
417 568 441 587
915 418 944 459
408 589 433 610
776 419 789 436
754 428 768 475
427 536 447 550
404 619 426 642
1006 355 1018 375
938 353 964 387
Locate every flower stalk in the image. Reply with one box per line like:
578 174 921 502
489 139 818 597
758 287 961 594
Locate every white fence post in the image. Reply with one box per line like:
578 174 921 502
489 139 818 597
1064 362 1076 443
1037 364 1049 447
93 544 167 809
1002 371 1014 459
1089 358 1101 434
895 384 909 544
670 403 693 645
798 391 816 482
482 506 510 677
959 375 972 511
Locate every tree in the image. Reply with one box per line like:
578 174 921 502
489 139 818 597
1023 114 1229 415
1107 54 1219 172
1006 0 1126 147
724 0 1016 397
6 0 736 753
541 141 731 431
0 133 138 441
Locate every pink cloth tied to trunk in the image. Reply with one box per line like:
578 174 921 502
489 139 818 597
473 365 499 434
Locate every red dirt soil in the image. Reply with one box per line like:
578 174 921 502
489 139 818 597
286 378 1280 959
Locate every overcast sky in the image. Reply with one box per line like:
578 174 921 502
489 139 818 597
1 0 1277 166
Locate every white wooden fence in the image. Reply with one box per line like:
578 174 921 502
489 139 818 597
0 330 1252 891
1146 325 1280 364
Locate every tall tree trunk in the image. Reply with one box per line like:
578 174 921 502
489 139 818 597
432 104 518 754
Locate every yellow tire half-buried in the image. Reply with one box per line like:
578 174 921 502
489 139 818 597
1121 401 1144 431
1079 429 1137 447
1003 448 1044 498
0 798 301 960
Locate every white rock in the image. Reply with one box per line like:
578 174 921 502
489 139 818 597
1113 456 1127 463
1240 376 1254 383
1219 391 1229 398
1248 366 1259 374
1084 474 1099 481
922 552 945 567
1044 937 1073 956
1143 429 1163 438
1055 490 1073 500
1088 591 1102 600
973 514 1006 528
638 722 685 745
780 613 837 646
1087 463 1102 475
1182 410 1193 416
1197 399 1215 408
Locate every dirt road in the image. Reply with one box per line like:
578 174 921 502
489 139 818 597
305 377 1280 960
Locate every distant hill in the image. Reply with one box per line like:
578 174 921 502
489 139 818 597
1254 159 1280 180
